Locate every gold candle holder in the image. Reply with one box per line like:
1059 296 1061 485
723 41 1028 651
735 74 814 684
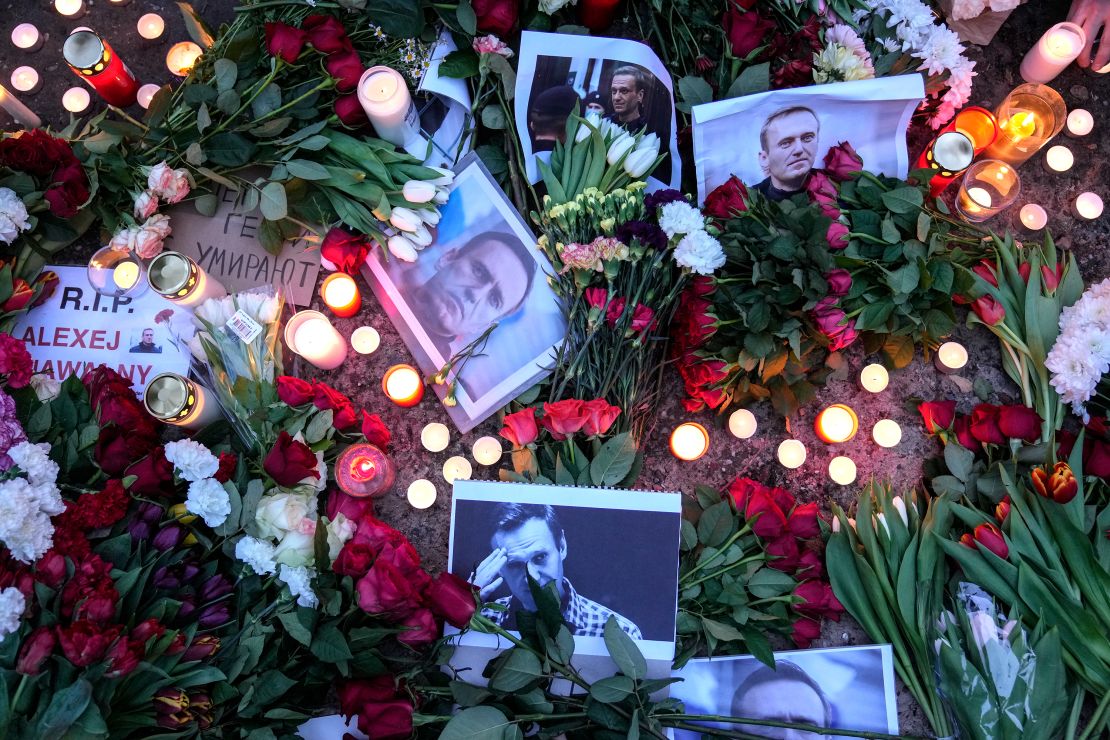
143 373 222 430
982 83 1066 167
147 251 227 308
956 160 1021 223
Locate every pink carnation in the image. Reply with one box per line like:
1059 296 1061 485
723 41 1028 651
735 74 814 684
558 241 603 273
472 34 513 58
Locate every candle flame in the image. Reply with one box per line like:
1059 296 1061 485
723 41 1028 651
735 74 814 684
1005 111 1037 140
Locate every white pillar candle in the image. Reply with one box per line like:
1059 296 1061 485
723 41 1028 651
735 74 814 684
829 456 857 485
10 67 40 95
472 436 503 465
11 24 42 53
859 363 889 393
166 41 203 77
137 13 165 41
1019 203 1048 230
1067 109 1094 137
55 0 86 18
442 456 473 484
420 422 450 452
407 479 437 509
284 310 348 370
727 408 757 439
872 419 903 448
357 66 424 153
777 439 806 469
62 87 90 114
136 84 160 110
1075 192 1104 220
1020 22 1086 84
1043 145 1073 172
935 341 968 374
0 83 41 129
350 326 380 354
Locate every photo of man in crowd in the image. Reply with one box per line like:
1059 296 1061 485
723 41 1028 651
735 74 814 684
583 90 607 117
754 105 821 202
527 85 583 158
607 65 649 134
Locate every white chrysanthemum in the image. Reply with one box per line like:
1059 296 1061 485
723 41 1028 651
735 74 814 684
7 442 59 489
164 439 220 482
0 587 26 639
814 44 876 83
658 201 704 239
235 535 277 576
28 374 60 402
186 478 232 528
278 564 319 608
674 229 726 276
0 478 55 563
0 188 30 246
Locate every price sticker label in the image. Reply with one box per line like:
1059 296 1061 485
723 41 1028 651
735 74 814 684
226 310 263 343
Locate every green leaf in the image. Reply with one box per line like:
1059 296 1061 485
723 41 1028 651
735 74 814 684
216 88 241 115
748 567 796 598
440 50 480 79
259 182 288 221
285 160 331 181
881 334 915 368
364 0 424 37
305 409 333 444
880 186 924 214
701 617 745 643
214 58 237 92
677 76 713 106
489 649 542 692
449 680 492 707
196 103 211 133
176 2 215 48
36 678 92 739
481 105 507 130
310 624 354 663
944 443 975 482
590 676 636 704
194 193 218 217
277 610 312 646
456 0 477 34
589 432 637 486
441 707 517 740
206 132 256 168
604 616 646 680
697 500 735 548
725 63 770 98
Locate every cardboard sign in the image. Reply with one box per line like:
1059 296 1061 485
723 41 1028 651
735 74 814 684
12 266 191 398
164 183 321 306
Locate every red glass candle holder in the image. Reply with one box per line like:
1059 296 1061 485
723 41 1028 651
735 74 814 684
579 0 622 32
62 30 138 107
335 443 396 498
915 131 974 198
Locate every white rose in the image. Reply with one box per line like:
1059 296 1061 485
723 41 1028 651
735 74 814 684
402 180 437 203
325 513 357 561
255 491 315 539
0 188 30 245
108 226 139 253
29 374 60 402
273 528 316 567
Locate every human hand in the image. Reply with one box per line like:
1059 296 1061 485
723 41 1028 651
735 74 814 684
1068 0 1110 70
468 547 507 601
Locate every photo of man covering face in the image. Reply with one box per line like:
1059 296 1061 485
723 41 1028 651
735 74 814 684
755 106 821 201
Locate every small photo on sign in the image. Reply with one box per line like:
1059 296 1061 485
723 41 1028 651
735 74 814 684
363 154 565 432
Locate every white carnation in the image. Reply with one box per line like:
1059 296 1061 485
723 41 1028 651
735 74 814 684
28 374 60 402
186 478 232 528
0 587 26 639
0 478 55 563
7 442 59 489
674 229 726 276
0 188 30 245
658 201 705 239
278 564 319 608
235 535 277 576
164 439 220 482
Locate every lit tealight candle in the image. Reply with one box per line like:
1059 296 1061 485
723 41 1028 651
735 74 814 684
815 404 859 444
112 260 140 290
166 41 203 77
11 24 42 53
859 363 889 393
284 310 348 370
10 67 40 95
670 422 709 461
62 87 90 114
1044 145 1074 172
136 83 160 109
472 436 503 466
777 439 806 469
935 341 968 374
55 0 86 18
350 326 380 354
872 419 903 448
1019 203 1048 230
382 364 424 407
421 422 450 453
1067 108 1094 137
137 13 165 41
407 479 437 509
321 272 361 317
1075 192 1104 220
442 456 473 484
728 408 757 439
108 0 133 5
829 456 857 486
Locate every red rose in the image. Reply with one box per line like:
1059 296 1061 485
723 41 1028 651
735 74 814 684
96 427 157 476
264 22 306 63
765 534 800 572
745 487 788 539
825 221 849 250
351 516 409 552
997 405 1041 442
0 130 73 177
326 50 364 93
276 376 315 406
327 489 374 524
500 407 539 447
263 431 320 487
427 572 477 628
796 549 824 580
313 382 357 430
2 279 33 312
360 411 391 449
918 400 956 434
302 14 353 54
1086 436 1110 478
953 415 977 450
126 446 175 497
825 269 852 297
57 621 119 667
793 580 843 621
786 502 820 538
358 699 414 740
44 162 90 218
811 297 858 351
339 676 397 720
214 452 238 483
397 607 438 646
472 0 518 37
83 365 134 407
539 399 590 440
791 617 821 648
333 541 375 578
335 93 368 127
726 477 760 510
723 7 775 58
969 404 1005 445
971 295 1005 326
581 399 621 438
321 227 372 275
703 174 749 220
99 392 157 435
772 58 814 89
16 626 56 675
823 141 863 182
356 557 423 618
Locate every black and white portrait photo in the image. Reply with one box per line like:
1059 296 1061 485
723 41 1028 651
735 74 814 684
692 75 926 203
446 481 681 663
516 31 682 190
671 645 898 739
363 155 565 433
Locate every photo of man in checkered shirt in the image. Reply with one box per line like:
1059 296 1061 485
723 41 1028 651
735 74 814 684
470 502 642 639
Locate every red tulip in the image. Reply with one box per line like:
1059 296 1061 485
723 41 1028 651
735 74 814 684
1030 462 1078 504
969 522 1009 559
971 294 1005 326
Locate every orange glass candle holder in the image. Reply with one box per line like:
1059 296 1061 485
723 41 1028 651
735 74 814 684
814 404 859 443
321 272 361 318
945 106 999 154
383 364 424 407
336 443 395 498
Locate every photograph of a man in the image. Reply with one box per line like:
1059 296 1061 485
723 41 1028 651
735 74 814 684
529 85 582 154
755 106 820 202
469 503 642 639
129 327 162 354
583 90 607 117
607 65 649 134
731 662 831 740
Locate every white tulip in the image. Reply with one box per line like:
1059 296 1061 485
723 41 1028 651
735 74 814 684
427 166 455 186
434 187 451 205
623 148 656 178
606 133 635 165
389 206 421 232
891 496 908 526
576 112 601 143
388 234 418 262
402 180 437 203
634 132 660 155
408 224 433 247
420 207 441 226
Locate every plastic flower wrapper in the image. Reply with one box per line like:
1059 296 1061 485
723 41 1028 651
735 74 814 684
934 582 1067 740
186 286 284 452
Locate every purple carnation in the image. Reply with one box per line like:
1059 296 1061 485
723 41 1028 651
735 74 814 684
0 390 26 471
616 220 667 251
643 189 687 210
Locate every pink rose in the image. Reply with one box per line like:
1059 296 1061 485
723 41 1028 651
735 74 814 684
108 227 139 253
826 221 849 249
822 141 863 182
146 162 190 204
472 34 514 58
133 214 172 259
825 269 852 296
133 191 158 220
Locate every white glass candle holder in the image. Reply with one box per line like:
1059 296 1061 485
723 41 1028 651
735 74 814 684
829 456 857 485
956 160 1021 223
143 373 222 430
87 245 147 298
872 419 903 448
55 0 86 18
777 439 806 469
670 423 709 461
859 363 889 393
11 24 43 53
1020 22 1085 84
284 310 348 370
442 456 473 484
407 479 437 509
147 251 227 308
983 84 1067 166
357 66 426 156
935 341 969 374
